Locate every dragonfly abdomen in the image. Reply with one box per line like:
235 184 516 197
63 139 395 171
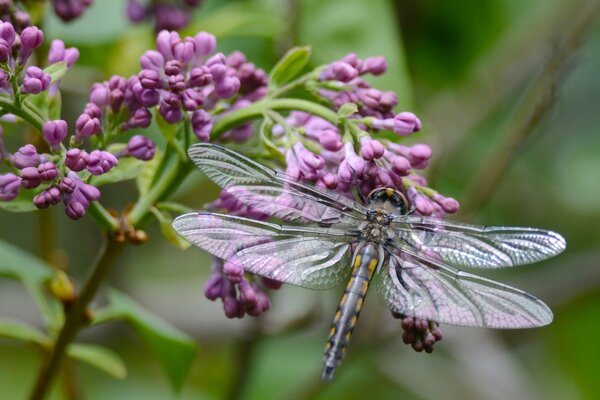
322 242 382 381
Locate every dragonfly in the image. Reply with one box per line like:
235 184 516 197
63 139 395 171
172 143 566 381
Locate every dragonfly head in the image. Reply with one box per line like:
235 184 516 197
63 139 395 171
366 187 409 215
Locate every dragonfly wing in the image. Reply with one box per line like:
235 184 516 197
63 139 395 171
375 243 553 328
391 216 566 269
188 143 367 225
173 212 357 289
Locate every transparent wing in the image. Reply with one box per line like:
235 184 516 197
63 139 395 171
188 143 367 225
390 216 566 269
173 212 358 289
376 242 553 328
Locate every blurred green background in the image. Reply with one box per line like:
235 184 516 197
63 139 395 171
1 0 600 398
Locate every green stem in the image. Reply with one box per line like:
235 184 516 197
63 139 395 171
29 238 125 400
86 201 119 232
212 98 338 139
0 96 44 132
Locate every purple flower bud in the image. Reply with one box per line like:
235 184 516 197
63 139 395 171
127 0 146 22
159 92 183 123
181 88 203 111
87 150 118 175
127 135 155 161
109 88 125 112
214 76 240 99
393 112 422 135
223 261 243 283
89 83 110 107
0 69 7 88
0 39 10 62
155 6 189 32
321 61 358 82
433 194 460 214
21 66 51 94
140 50 165 71
38 162 59 181
65 200 86 220
13 10 31 29
65 148 89 171
132 80 160 107
54 0 91 22
0 21 16 45
84 102 103 119
191 109 212 141
42 120 68 150
138 69 161 89
173 36 195 64
189 66 212 87
167 73 186 92
48 40 79 67
360 137 385 160
75 113 101 138
407 187 434 216
78 182 101 201
362 56 387 75
19 26 44 64
227 51 246 68
261 277 283 290
388 153 411 176
205 274 224 301
318 129 343 151
11 144 40 169
33 186 62 209
20 166 41 189
164 60 181 76
156 30 178 60
321 172 338 189
59 177 76 194
294 142 324 173
125 108 152 129
0 173 21 201
194 32 216 56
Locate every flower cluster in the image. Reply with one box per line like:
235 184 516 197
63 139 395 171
204 259 282 318
127 0 202 32
396 313 443 353
0 0 93 26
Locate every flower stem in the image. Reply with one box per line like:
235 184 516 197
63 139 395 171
87 201 119 232
0 96 44 132
28 237 125 400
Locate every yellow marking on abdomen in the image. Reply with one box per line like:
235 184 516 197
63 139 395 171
353 255 362 268
367 258 378 273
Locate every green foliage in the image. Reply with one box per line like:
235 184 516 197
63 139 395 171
93 290 197 392
68 343 128 380
268 46 312 90
0 320 49 345
0 240 61 329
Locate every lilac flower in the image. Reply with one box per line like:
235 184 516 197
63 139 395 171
191 109 212 141
127 0 203 32
87 150 118 175
38 162 59 181
126 134 155 161
75 112 101 139
48 39 80 67
53 0 93 22
11 144 40 169
21 67 51 94
0 38 10 62
372 112 422 136
33 186 62 209
0 173 21 201
65 148 89 172
20 167 41 189
42 120 68 150
395 314 443 353
19 26 44 64
63 172 100 220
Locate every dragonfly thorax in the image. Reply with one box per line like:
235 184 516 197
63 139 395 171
362 209 392 243
366 187 409 215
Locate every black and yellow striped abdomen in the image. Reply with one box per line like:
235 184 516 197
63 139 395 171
322 242 383 381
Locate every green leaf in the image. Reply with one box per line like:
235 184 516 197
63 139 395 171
155 113 186 160
0 320 50 345
156 202 195 215
136 148 162 197
90 157 144 187
43 62 68 84
0 194 37 212
269 46 312 90
68 343 127 379
150 207 191 250
0 240 61 328
93 290 197 392
337 103 358 119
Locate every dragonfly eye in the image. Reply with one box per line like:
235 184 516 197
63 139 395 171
366 187 409 215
